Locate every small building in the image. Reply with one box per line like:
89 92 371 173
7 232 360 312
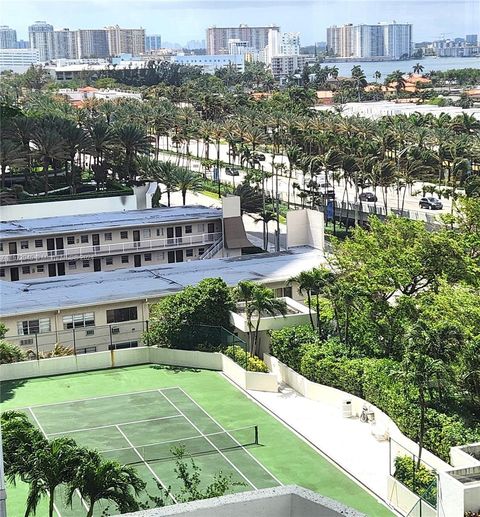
0 48 40 73
171 54 245 74
58 86 142 107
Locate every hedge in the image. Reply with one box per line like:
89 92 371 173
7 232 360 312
394 455 437 503
224 345 269 373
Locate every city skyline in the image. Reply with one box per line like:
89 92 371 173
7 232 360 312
2 0 479 45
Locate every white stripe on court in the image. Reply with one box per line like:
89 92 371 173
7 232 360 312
17 386 180 411
177 387 283 486
114 424 177 504
28 407 90 515
158 390 257 490
47 414 182 436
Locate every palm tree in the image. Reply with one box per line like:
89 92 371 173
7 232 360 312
254 210 277 251
247 285 287 355
0 138 26 189
234 280 258 353
386 70 407 100
172 166 203 205
67 449 145 517
374 70 382 83
30 124 68 194
413 63 424 75
287 270 317 329
62 122 92 193
25 437 83 517
114 124 151 181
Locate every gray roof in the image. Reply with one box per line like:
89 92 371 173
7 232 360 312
0 247 326 317
0 206 221 239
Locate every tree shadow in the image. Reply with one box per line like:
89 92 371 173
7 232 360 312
0 379 27 403
149 364 201 374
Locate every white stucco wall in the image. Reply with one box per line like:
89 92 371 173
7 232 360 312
286 209 324 250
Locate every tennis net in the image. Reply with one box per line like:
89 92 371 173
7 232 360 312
101 425 259 465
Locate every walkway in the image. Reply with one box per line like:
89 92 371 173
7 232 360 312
247 383 398 514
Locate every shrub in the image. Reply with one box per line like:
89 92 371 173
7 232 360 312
394 455 437 501
269 325 319 371
224 345 269 373
0 340 26 364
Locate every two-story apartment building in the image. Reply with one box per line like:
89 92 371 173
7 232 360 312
0 206 230 281
0 246 325 355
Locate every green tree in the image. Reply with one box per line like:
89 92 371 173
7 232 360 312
67 449 145 517
0 340 26 364
114 124 150 181
171 167 203 205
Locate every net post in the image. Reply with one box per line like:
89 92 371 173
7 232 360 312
254 425 259 445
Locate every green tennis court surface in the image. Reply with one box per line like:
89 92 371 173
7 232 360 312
1 365 394 516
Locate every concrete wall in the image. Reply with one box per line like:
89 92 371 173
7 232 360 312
286 209 324 250
0 347 278 393
451 444 480 468
387 478 436 517
1 195 138 220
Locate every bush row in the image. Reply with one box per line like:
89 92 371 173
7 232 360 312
224 345 269 373
269 326 480 461
394 456 437 504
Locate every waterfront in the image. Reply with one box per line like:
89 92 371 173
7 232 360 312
322 56 480 78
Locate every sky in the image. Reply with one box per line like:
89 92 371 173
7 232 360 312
3 0 480 45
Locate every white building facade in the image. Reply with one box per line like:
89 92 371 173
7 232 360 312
0 48 40 72
171 54 245 73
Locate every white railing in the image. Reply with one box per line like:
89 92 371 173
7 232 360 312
200 237 223 260
0 232 222 265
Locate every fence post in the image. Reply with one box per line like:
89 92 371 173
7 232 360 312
35 333 39 360
72 328 77 355
109 325 113 350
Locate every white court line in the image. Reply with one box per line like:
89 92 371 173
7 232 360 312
177 387 283 486
158 389 257 490
28 407 90 515
47 414 182 436
16 386 179 410
115 424 177 504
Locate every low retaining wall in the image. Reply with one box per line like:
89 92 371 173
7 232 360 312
387 478 436 517
0 347 278 392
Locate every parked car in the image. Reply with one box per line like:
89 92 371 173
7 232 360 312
225 167 240 177
359 192 377 202
419 197 443 210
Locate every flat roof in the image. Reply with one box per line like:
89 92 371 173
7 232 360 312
0 206 221 239
0 247 326 317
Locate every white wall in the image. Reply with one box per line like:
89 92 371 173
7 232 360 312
0 347 278 392
1 195 138 220
387 478 436 517
286 209 324 250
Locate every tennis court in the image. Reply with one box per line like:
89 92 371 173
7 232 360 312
25 386 281 516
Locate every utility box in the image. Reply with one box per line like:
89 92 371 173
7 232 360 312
342 399 353 418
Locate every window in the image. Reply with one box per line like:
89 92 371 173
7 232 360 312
82 260 90 268
0 268 5 277
17 318 51 335
0 243 3 251
77 346 97 354
198 224 205 232
156 228 163 237
37 265 44 273
109 341 138 351
143 229 151 238
121 255 129 264
22 266 30 274
35 239 43 248
80 235 89 243
198 247 205 256
185 225 192 234
67 236 75 245
104 232 112 241
120 231 128 239
274 287 293 298
106 306 138 324
63 312 95 330
68 261 76 270
105 256 113 265
20 240 29 249
144 253 152 261
186 249 193 257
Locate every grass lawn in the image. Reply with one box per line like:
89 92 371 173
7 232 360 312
1 365 394 516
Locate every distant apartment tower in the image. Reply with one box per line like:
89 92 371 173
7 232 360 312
206 24 279 54
280 32 301 55
106 25 145 56
0 26 17 49
16 40 30 49
466 34 478 46
53 28 78 59
327 22 411 60
28 21 54 61
145 34 161 52
77 29 109 58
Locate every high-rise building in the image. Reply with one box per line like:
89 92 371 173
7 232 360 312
466 34 478 46
280 32 300 55
206 24 279 55
0 26 17 49
145 34 161 52
53 28 78 59
16 40 30 49
76 29 109 58
28 21 54 61
326 22 412 60
105 25 145 56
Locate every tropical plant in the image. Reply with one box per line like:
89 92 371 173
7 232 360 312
0 340 26 364
171 167 203 205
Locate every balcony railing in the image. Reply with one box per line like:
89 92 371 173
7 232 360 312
0 232 222 265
